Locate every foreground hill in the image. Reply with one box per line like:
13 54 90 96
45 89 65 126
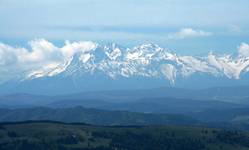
0 121 249 150
0 107 197 126
1 106 249 130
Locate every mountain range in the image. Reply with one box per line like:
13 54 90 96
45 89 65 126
0 86 249 107
0 86 249 130
0 40 249 95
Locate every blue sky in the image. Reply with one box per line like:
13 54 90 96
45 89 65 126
0 0 249 54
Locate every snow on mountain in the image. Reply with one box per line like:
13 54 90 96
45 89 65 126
161 64 177 84
0 39 249 85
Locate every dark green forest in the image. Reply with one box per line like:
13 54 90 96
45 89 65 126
0 121 249 150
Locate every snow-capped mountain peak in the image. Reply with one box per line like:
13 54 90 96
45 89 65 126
1 39 249 85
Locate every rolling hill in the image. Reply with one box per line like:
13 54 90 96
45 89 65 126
0 121 249 150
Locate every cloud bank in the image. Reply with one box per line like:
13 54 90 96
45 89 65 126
0 39 97 82
167 28 212 40
0 39 249 84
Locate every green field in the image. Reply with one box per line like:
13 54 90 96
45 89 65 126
0 121 249 150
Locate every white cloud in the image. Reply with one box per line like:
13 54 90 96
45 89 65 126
0 39 97 82
167 28 212 40
229 25 241 33
238 43 249 57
